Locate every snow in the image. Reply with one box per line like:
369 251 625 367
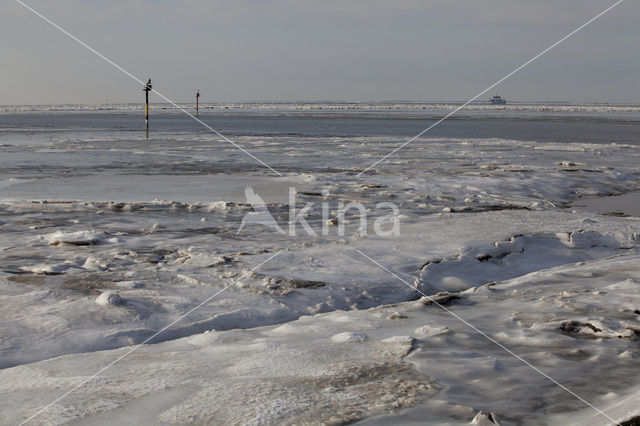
331 332 369 343
2 255 640 425
95 290 124 306
115 280 145 289
1 105 640 424
45 230 104 246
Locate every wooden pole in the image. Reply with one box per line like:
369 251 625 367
145 90 149 133
143 78 152 138
196 89 200 117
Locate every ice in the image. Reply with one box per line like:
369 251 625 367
381 335 414 344
2 254 640 424
416 232 638 294
3 102 640 115
95 290 124 306
331 332 369 343
470 411 501 425
0 174 301 204
2 105 640 424
115 280 145 289
45 230 104 246
573 191 640 217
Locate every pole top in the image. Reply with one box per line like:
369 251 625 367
144 78 152 92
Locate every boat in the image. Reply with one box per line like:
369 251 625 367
489 95 507 105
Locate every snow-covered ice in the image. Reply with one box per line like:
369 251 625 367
2 255 640 425
0 104 639 425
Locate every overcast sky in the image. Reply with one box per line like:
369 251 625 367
1 0 638 105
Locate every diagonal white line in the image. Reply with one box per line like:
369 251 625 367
18 250 283 426
14 0 282 176
355 249 621 426
357 0 626 177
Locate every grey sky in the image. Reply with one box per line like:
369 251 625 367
1 0 638 105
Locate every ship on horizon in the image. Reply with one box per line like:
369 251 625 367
489 95 507 105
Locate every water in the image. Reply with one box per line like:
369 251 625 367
3 103 640 140
573 191 640 217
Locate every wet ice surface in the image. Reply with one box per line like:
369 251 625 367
573 191 640 217
1 104 640 425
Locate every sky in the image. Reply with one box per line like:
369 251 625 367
0 0 639 105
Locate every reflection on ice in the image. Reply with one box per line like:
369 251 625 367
0 174 301 204
573 191 640 217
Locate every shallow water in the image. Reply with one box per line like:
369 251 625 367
573 191 640 216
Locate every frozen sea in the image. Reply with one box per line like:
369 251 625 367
1 102 640 425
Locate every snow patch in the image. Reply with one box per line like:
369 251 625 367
116 281 145 289
46 230 103 246
331 332 368 343
95 290 125 306
381 335 414 344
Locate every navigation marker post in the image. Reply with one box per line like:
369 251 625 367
196 89 200 117
143 78 152 138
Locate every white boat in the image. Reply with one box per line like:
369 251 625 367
490 95 507 105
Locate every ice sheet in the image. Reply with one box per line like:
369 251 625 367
2 255 640 425
0 174 300 203
2 107 640 425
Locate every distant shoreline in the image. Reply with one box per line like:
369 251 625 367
2 101 640 113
